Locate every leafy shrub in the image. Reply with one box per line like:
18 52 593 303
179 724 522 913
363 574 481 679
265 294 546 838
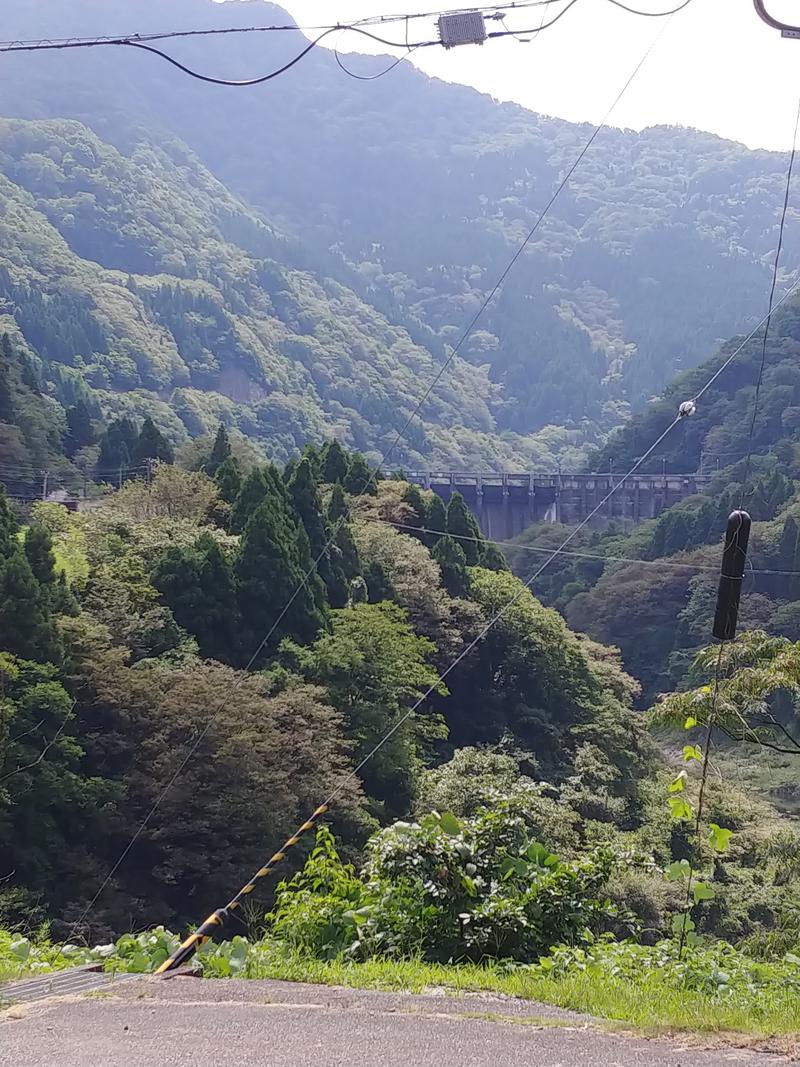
269 806 619 963
415 747 580 853
269 829 370 960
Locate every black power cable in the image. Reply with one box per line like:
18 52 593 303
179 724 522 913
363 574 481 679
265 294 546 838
738 97 800 508
122 26 439 87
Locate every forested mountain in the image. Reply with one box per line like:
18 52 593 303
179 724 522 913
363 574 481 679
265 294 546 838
508 292 800 706
0 0 799 462
0 118 523 470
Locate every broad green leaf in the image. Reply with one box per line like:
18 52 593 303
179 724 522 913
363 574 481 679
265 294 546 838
527 841 558 868
438 812 462 836
461 874 477 897
499 857 515 879
692 882 716 903
684 716 698 729
668 771 687 793
9 939 30 961
672 913 696 936
668 795 693 821
708 823 733 853
683 745 702 762
527 841 548 864
665 859 691 881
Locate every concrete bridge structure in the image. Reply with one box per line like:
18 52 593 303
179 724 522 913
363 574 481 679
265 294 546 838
400 472 711 540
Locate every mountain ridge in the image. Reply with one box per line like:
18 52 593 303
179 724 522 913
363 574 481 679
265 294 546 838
1 0 799 466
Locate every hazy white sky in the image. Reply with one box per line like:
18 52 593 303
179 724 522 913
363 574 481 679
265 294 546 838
226 0 800 151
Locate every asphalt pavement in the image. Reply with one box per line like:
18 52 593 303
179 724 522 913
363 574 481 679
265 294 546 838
0 977 790 1067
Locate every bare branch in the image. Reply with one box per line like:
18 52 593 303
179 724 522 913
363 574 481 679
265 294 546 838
0 702 76 786
7 718 46 745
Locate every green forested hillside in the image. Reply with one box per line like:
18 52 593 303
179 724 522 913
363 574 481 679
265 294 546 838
0 0 798 453
0 445 656 936
506 293 800 705
0 117 544 470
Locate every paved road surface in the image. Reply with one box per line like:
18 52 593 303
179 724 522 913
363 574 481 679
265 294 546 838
0 977 789 1066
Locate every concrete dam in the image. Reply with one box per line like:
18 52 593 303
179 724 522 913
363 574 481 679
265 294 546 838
401 472 711 540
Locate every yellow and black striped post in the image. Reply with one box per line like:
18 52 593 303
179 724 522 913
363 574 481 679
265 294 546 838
155 803 329 974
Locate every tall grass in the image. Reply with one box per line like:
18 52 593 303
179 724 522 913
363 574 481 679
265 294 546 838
243 943 800 1038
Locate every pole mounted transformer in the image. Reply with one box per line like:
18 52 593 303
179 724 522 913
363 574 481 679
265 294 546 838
753 0 800 38
437 12 488 48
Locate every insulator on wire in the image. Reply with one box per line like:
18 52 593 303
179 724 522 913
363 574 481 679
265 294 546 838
712 510 752 641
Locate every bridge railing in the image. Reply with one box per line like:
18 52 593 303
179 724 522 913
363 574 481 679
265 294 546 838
392 471 711 492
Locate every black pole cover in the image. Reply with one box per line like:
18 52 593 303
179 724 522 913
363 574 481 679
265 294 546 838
712 510 752 641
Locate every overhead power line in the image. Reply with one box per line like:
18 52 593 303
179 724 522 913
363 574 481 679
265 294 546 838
0 0 698 85
0 1 697 52
377 519 800 577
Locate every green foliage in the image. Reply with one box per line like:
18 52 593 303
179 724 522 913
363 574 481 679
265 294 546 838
270 811 617 963
0 653 113 907
23 523 56 587
342 453 377 497
288 457 347 607
97 417 138 475
206 423 231 477
442 567 649 795
0 547 60 664
229 466 269 535
287 601 443 813
363 560 393 604
152 533 242 664
480 542 508 572
24 522 79 617
537 935 800 1003
0 332 69 495
321 441 349 485
214 455 242 505
654 631 800 754
132 416 174 465
400 484 426 540
327 482 348 522
64 400 95 458
236 481 326 658
432 535 469 598
425 495 447 548
3 11 796 469
445 492 482 565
